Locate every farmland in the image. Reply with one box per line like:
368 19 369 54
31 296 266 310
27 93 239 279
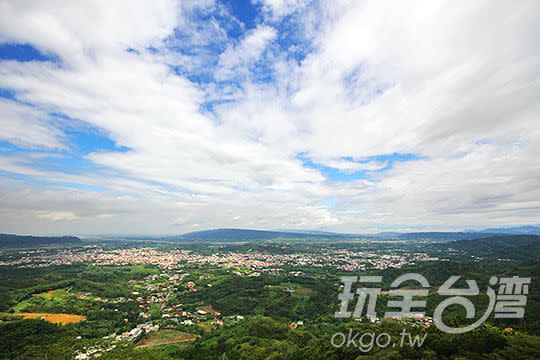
15 313 86 324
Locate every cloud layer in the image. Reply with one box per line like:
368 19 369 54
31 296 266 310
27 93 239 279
0 0 539 234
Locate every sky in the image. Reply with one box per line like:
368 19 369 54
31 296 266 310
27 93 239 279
0 0 539 235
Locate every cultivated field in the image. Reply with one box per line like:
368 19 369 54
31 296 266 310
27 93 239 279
16 312 86 324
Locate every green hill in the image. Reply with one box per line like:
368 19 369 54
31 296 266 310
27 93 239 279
432 235 540 261
0 234 82 248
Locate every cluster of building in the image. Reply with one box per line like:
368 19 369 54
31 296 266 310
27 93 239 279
354 314 434 328
129 271 222 328
116 322 160 342
0 247 194 268
73 269 216 359
0 246 439 272
73 322 160 360
130 272 181 319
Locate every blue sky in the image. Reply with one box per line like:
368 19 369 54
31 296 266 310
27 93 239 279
0 1 539 234
0 43 58 62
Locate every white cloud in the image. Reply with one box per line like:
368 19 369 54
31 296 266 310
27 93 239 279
0 99 65 149
255 0 310 20
335 142 540 230
0 0 179 62
37 211 78 221
0 0 539 234
216 25 276 79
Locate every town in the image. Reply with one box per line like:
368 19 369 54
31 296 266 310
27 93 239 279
0 245 440 272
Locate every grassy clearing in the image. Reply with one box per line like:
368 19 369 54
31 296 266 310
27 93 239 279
266 283 317 296
196 322 212 332
12 287 82 313
31 289 71 300
195 305 214 313
135 330 197 348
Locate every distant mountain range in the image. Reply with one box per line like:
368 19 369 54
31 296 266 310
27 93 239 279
375 225 540 240
172 225 540 242
374 231 491 241
163 228 357 242
2 225 540 246
479 225 540 235
0 234 82 248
